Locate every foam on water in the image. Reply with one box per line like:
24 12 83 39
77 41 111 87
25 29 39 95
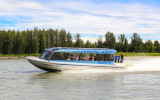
127 57 160 72
63 57 160 73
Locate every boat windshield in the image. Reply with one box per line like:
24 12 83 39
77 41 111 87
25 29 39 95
39 50 52 60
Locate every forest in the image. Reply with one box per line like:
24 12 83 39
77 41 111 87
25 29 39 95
0 27 160 55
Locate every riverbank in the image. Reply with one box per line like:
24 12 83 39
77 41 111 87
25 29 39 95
0 54 40 60
116 52 160 56
0 56 22 60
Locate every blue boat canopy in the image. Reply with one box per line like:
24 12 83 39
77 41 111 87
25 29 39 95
45 47 117 54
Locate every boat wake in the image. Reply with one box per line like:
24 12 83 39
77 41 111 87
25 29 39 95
127 57 160 72
63 57 160 73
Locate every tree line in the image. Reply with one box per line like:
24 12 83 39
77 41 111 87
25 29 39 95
0 27 160 54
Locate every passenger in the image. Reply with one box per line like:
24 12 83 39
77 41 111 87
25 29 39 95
104 57 107 61
114 55 117 63
114 55 120 63
84 57 88 61
94 55 97 61
89 56 92 61
111 55 115 61
92 56 94 61
70 54 73 60
120 53 124 63
81 56 84 60
67 57 70 60
78 55 81 60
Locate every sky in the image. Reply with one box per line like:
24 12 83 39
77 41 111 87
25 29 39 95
0 0 160 43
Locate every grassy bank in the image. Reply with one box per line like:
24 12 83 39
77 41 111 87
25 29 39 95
116 52 160 56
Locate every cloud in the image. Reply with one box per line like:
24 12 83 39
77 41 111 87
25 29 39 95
0 0 160 42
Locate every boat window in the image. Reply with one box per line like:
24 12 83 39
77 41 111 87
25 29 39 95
40 51 52 60
64 53 70 60
51 52 62 60
104 54 114 61
51 53 70 60
73 53 79 60
110 54 114 61
89 54 94 61
49 52 115 61
77 53 83 60
39 50 48 58
94 54 115 61
51 53 85 61
77 53 95 61
96 54 103 61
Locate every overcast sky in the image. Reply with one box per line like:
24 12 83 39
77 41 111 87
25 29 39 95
0 0 160 42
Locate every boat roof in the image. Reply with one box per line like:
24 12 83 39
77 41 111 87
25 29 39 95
45 47 117 54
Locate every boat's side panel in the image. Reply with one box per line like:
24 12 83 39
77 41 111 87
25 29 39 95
50 61 114 67
50 60 114 65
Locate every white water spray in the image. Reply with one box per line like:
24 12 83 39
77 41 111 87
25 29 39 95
126 57 160 72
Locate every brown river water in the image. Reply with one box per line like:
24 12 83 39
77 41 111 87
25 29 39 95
0 57 160 100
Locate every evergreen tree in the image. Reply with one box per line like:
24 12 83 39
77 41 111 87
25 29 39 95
74 33 84 47
50 29 56 47
154 40 160 53
39 30 46 53
32 28 39 53
0 30 3 54
123 38 128 52
45 29 51 48
143 41 149 53
25 30 33 54
104 32 116 49
130 33 143 52
145 40 155 53
85 40 92 48
17 32 24 54
33 35 39 53
66 32 72 47
97 35 103 48
2 30 14 54
91 43 96 48
8 30 14 54
94 42 98 48
118 34 125 52
21 31 27 54
59 29 67 47
115 42 120 52
55 29 59 47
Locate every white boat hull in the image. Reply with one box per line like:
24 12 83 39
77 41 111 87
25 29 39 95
26 57 125 72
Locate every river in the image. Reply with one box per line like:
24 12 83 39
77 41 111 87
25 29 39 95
0 57 160 100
